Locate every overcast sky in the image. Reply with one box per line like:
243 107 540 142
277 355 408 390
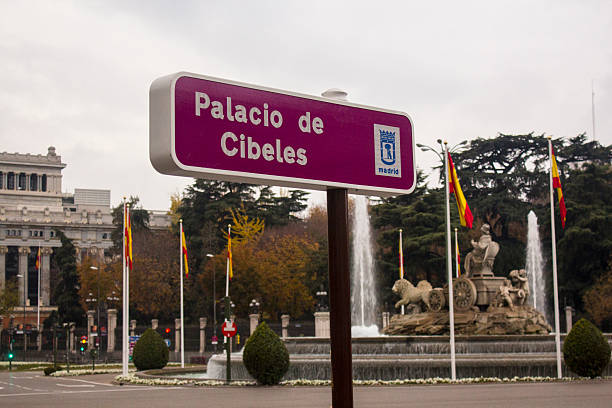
1 1 610 211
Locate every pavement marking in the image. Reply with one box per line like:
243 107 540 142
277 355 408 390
0 386 185 398
59 378 116 387
57 384 95 388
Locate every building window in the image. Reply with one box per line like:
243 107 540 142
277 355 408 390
7 172 15 190
30 173 38 191
18 173 26 190
41 174 47 192
102 233 108 239
0 171 3 189
50 231 55 238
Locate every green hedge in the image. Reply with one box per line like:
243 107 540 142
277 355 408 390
242 322 290 385
132 328 169 371
563 318 611 378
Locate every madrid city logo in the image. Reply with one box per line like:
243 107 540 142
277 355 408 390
374 124 401 178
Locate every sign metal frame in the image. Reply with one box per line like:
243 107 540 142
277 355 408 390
150 72 416 196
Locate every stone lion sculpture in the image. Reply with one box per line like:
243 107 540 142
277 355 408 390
392 278 433 313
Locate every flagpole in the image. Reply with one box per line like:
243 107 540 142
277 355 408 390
399 229 404 315
444 142 457 381
37 242 40 347
122 199 128 377
225 224 232 383
454 228 459 279
179 220 185 368
548 137 563 379
226 225 231 298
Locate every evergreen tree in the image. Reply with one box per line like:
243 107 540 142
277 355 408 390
52 230 84 325
110 196 150 256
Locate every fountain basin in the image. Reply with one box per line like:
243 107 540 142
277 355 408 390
199 335 612 381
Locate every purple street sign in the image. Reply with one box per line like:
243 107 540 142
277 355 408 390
150 72 415 196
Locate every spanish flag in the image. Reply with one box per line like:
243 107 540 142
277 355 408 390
36 247 41 270
181 229 189 278
447 152 474 229
551 147 567 228
125 207 133 270
227 227 233 280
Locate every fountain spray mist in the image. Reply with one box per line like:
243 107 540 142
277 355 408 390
526 211 549 323
350 195 379 337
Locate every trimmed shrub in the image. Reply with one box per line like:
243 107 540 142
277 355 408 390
132 328 169 371
242 321 290 385
563 318 611 378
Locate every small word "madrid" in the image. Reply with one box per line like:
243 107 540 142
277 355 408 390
195 92 283 128
221 131 307 165
378 167 399 175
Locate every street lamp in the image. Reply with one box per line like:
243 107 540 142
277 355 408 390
106 290 119 308
249 299 260 315
416 139 467 164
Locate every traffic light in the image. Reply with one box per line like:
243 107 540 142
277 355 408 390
80 336 88 354
7 351 14 360
164 327 171 335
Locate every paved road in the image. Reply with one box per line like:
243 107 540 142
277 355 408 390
0 372 611 407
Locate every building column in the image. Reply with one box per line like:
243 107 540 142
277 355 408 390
199 317 207 353
0 246 8 291
107 309 117 352
41 248 52 306
281 314 290 339
151 319 159 330
130 320 136 337
18 247 30 305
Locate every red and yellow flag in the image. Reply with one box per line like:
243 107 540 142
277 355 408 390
36 248 41 270
551 147 567 228
227 228 233 280
181 229 189 278
448 152 474 229
125 207 133 269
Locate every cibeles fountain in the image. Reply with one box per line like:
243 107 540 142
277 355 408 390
385 223 551 336
203 213 611 381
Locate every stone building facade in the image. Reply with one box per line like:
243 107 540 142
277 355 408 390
0 147 169 329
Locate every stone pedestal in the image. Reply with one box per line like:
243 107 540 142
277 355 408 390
199 317 207 353
281 314 290 339
87 310 95 348
151 319 158 330
565 306 574 333
130 320 136 337
107 309 117 352
69 322 76 353
174 318 181 353
249 313 259 335
314 312 330 338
